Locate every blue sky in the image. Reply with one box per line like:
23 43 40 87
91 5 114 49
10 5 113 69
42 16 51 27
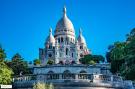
0 0 135 61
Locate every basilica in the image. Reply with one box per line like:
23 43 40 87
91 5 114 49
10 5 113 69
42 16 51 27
13 6 134 89
39 6 90 65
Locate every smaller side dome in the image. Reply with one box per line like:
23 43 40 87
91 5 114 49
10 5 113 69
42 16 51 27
77 28 86 44
45 28 55 46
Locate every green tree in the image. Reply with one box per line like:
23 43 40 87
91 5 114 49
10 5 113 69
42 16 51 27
106 52 111 62
88 60 96 65
92 55 105 63
122 28 135 80
0 61 13 84
0 46 6 61
0 46 13 84
33 82 54 89
106 45 114 62
33 82 46 89
106 42 126 73
80 54 105 64
33 59 41 65
125 64 135 80
47 59 54 65
7 53 30 75
126 28 135 42
107 28 135 80
80 55 92 64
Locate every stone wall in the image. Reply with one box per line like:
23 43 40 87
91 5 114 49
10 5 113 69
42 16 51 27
33 64 110 75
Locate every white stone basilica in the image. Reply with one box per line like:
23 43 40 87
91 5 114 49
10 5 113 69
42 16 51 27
13 6 134 89
39 6 90 65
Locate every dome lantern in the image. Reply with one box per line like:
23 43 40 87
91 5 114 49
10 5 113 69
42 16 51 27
63 6 67 17
50 27 52 34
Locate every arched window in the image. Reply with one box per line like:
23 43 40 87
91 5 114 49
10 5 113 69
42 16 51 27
72 53 73 57
80 54 83 57
49 45 52 49
48 54 52 57
66 48 69 55
80 46 83 49
61 37 63 42
58 38 60 43
66 37 69 44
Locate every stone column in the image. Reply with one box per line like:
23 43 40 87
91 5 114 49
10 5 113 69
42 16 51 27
75 74 78 79
111 75 113 82
59 74 62 79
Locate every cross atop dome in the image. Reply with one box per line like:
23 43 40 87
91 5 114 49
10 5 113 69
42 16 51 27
49 27 52 35
79 28 82 35
63 6 67 17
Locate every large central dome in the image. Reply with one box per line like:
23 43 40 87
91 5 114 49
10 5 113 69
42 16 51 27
54 6 75 37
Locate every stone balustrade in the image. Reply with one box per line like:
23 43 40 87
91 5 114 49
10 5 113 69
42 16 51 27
13 74 122 83
13 75 37 82
13 74 135 89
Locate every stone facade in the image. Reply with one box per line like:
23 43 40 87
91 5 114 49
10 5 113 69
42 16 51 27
34 64 110 75
13 6 135 89
39 6 90 65
35 6 112 84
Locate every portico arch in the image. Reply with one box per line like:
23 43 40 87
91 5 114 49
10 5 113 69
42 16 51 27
62 70 75 79
80 70 87 73
63 70 71 74
79 70 87 79
48 71 54 73
47 71 59 80
47 71 54 80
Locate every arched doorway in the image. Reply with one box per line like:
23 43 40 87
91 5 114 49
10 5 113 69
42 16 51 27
79 70 87 79
62 70 75 79
47 71 59 80
47 71 54 80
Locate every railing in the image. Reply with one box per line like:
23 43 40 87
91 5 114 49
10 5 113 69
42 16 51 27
13 74 135 89
13 74 123 83
13 75 37 82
